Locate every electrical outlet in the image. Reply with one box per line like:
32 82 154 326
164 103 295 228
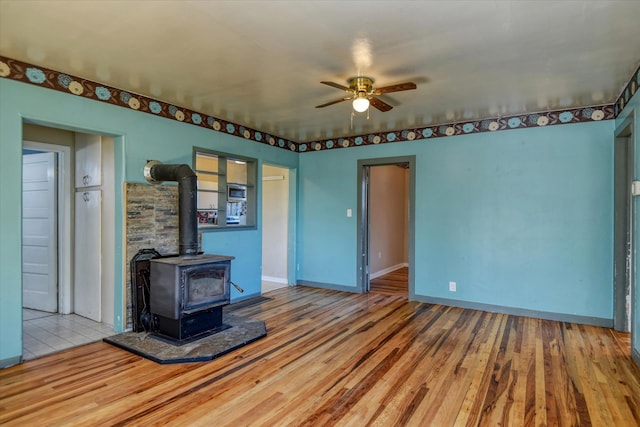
449 281 456 292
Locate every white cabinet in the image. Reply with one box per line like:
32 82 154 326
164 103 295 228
75 134 102 188
74 133 104 322
74 190 102 321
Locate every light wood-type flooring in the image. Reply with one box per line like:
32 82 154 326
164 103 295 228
1 281 639 426
370 267 409 297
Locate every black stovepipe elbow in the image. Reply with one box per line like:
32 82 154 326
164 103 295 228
146 162 199 256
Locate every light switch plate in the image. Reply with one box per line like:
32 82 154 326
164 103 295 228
632 181 640 196
347 208 352 217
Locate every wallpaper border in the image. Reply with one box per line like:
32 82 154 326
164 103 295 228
614 64 640 118
1 55 638 154
0 56 299 152
300 104 615 152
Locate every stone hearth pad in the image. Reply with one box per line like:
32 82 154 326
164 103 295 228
103 314 266 364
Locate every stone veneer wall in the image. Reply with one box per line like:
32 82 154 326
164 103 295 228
124 182 182 329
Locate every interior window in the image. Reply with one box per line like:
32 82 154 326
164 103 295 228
194 148 256 229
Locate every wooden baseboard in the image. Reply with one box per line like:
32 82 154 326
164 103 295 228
296 280 361 293
412 294 613 327
370 263 408 280
0 356 22 369
230 291 261 303
261 275 287 284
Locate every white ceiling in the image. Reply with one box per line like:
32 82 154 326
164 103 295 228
1 0 639 143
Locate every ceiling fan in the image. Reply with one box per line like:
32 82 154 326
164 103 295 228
315 76 417 113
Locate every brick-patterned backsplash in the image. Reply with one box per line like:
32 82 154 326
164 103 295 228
124 182 181 329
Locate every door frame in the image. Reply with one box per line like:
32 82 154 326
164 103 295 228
21 118 126 334
357 156 416 296
260 163 295 291
23 140 73 314
614 116 635 332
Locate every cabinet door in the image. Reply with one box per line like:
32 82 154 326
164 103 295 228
74 190 101 321
75 134 101 187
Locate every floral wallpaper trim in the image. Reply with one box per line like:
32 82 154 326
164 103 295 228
299 105 615 153
613 64 640 118
0 56 299 152
1 56 637 155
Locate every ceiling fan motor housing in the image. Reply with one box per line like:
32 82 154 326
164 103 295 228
316 76 415 111
348 76 374 96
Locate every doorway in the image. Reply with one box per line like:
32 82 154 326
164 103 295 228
614 119 635 332
261 164 290 293
21 125 116 360
357 156 416 297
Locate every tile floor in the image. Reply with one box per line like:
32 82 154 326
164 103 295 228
22 309 115 361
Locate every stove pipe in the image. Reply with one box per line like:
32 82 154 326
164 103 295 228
144 160 199 256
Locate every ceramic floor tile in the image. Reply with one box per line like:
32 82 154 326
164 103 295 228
27 341 55 354
47 326 70 337
22 336 40 346
70 316 100 326
22 310 114 361
25 329 56 341
27 318 53 328
56 330 80 340
31 347 56 358
72 327 100 338
49 339 75 351
22 349 36 360
80 331 110 341
23 309 54 321
67 335 94 346
93 326 116 335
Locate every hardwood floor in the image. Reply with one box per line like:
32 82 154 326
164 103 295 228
370 267 408 297
1 285 639 426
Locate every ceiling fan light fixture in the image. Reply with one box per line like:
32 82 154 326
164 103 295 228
317 75 415 113
352 96 370 113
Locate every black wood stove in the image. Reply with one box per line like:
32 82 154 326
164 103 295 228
150 254 233 341
142 161 234 343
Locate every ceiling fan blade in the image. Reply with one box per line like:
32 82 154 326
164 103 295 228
315 97 351 108
320 81 351 92
373 82 417 95
369 97 393 112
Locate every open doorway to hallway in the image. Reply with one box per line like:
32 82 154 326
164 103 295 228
358 156 416 298
367 164 410 297
261 164 290 294
21 123 116 360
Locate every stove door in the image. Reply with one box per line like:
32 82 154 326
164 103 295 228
182 261 230 314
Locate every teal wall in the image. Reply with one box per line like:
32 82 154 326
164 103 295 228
298 121 614 320
616 88 640 362
1 74 633 366
0 78 298 364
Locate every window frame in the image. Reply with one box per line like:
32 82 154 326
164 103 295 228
193 147 257 231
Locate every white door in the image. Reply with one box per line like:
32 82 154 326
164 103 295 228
74 190 102 321
22 152 58 312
